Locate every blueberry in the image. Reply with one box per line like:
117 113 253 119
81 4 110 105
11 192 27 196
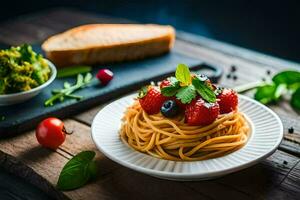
161 100 179 118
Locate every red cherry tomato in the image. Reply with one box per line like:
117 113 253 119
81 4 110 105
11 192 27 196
36 117 67 150
96 69 114 85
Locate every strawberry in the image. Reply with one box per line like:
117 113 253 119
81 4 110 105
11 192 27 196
160 79 171 89
138 86 167 115
217 88 238 114
185 97 220 126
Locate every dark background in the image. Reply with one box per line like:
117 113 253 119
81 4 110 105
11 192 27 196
1 0 299 62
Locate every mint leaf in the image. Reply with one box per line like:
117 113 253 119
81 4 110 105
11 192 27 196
57 151 98 191
192 77 216 103
176 85 196 104
291 87 300 110
272 71 300 87
161 77 180 97
175 64 191 85
138 86 148 98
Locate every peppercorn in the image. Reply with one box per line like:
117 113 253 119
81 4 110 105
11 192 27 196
231 65 237 72
288 127 294 134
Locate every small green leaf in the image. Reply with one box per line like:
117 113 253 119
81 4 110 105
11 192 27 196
64 82 71 89
254 84 278 104
272 71 300 87
192 77 216 103
291 87 300 110
175 64 191 85
176 85 196 104
57 151 97 191
84 73 93 83
76 74 84 85
57 66 92 78
161 77 180 97
138 86 148 98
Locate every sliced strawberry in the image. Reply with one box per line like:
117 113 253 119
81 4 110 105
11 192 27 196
217 88 238 114
185 97 220 126
138 86 167 115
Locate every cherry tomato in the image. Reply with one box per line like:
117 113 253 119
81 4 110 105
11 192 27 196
36 117 68 150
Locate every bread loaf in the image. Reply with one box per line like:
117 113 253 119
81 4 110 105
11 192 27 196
42 24 175 67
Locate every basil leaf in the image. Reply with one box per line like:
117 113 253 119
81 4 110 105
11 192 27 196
57 66 92 78
291 87 300 110
176 85 196 104
161 77 180 97
254 84 278 104
272 71 300 87
57 151 97 191
175 64 191 85
192 77 216 103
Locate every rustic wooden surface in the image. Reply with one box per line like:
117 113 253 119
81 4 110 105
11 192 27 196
0 8 299 200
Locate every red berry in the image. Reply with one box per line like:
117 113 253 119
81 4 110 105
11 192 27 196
96 69 114 85
160 79 171 89
139 86 167 114
217 88 238 114
185 98 220 126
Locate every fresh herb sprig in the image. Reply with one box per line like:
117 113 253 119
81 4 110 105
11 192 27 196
237 70 300 111
44 73 93 106
161 64 216 104
57 151 98 191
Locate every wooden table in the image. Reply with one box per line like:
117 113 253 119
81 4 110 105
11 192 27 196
1 8 300 200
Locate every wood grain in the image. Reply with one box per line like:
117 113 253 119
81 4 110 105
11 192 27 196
0 8 299 200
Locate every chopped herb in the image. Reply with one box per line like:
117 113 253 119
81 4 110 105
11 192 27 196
138 86 148 98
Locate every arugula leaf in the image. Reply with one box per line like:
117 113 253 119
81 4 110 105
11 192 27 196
161 77 180 97
57 66 92 78
291 87 300 110
272 71 300 87
175 64 191 85
57 151 98 191
176 85 196 104
192 77 216 103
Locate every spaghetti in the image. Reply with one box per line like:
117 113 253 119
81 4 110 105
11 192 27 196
120 101 250 161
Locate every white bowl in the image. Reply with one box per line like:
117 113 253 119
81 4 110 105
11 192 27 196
91 94 283 181
0 60 57 106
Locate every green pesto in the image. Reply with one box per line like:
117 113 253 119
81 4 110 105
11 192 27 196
0 44 50 94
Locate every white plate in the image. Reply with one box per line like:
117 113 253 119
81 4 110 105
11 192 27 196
91 94 283 181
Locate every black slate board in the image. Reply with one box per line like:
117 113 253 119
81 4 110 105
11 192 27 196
0 44 221 136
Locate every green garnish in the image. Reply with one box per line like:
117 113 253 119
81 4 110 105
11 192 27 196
192 76 216 103
44 73 93 106
160 77 180 97
57 151 98 191
176 85 196 104
57 66 92 78
0 44 50 94
160 64 216 104
0 116 5 121
175 63 191 86
237 70 300 111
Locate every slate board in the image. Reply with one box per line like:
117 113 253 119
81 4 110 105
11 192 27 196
0 44 221 136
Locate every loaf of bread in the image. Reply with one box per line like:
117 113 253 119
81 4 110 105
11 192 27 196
42 24 175 67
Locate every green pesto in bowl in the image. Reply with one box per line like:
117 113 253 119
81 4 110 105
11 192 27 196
0 44 51 94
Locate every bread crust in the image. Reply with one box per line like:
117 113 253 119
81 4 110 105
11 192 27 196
42 24 175 67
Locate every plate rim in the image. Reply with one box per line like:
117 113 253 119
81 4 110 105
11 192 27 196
91 94 283 178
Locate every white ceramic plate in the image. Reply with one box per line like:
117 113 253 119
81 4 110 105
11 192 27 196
92 94 283 181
